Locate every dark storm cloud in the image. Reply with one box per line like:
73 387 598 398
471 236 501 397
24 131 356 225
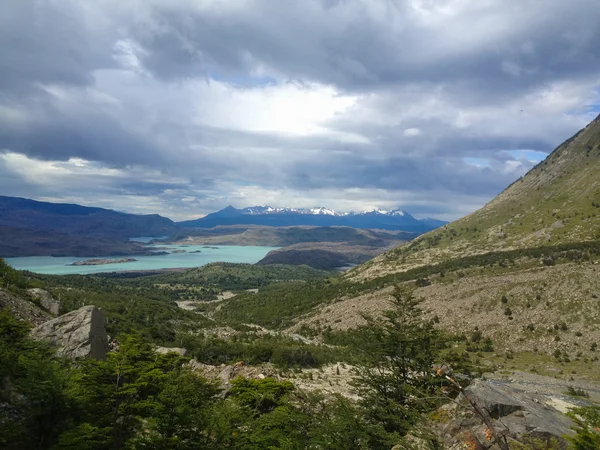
0 0 599 219
130 0 600 95
0 114 162 167
0 0 114 94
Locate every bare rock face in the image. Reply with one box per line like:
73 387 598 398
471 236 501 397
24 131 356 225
27 288 61 315
30 305 109 359
426 379 574 449
155 346 187 356
188 360 276 392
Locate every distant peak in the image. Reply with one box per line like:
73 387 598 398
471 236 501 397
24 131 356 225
223 205 418 217
361 208 408 217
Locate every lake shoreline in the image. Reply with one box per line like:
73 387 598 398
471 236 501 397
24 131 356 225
5 245 280 275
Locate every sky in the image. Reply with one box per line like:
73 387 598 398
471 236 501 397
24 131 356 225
1 0 599 221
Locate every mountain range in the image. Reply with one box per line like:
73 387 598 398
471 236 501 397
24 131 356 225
178 205 447 232
0 195 443 257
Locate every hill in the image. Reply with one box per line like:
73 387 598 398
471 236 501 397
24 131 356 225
165 225 417 247
178 205 447 232
0 196 177 238
211 114 600 362
351 113 600 280
0 196 178 257
257 242 399 270
0 226 147 257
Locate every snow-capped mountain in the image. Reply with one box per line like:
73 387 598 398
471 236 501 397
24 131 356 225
239 206 342 216
230 206 411 217
178 205 447 232
360 208 407 217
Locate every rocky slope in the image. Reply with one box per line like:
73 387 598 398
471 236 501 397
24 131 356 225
0 288 52 325
290 261 600 356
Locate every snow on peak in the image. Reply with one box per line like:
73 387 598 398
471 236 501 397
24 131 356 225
238 205 409 217
310 207 337 216
360 208 407 216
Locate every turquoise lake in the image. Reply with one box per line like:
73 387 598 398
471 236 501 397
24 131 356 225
5 245 279 275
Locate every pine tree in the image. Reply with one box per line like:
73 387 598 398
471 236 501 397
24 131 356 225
352 286 446 438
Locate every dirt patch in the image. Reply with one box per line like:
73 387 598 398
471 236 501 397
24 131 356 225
217 291 237 300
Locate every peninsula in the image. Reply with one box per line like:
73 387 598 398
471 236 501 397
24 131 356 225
69 258 137 266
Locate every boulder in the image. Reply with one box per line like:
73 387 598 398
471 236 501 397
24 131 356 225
427 379 574 449
30 305 109 359
464 379 573 441
27 288 60 315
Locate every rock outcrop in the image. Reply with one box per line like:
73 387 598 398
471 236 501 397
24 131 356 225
0 288 51 325
155 346 187 356
30 305 109 359
426 379 574 449
27 288 60 315
189 360 276 392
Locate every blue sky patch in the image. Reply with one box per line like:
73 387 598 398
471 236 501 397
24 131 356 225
504 150 547 163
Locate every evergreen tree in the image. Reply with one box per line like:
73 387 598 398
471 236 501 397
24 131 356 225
352 286 448 439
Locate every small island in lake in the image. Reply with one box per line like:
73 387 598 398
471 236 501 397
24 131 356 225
69 258 137 266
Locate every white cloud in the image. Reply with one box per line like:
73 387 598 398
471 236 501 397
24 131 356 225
403 128 422 137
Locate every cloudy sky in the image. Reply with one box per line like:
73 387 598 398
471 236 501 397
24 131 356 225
1 0 599 221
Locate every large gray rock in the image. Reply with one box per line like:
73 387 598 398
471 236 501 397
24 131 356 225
30 305 109 359
464 379 573 441
27 288 61 315
426 379 574 449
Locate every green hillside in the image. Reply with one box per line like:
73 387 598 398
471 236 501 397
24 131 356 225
352 114 600 280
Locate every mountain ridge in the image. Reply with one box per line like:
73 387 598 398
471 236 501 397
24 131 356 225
0 195 178 257
350 113 600 280
0 195 177 238
178 205 447 232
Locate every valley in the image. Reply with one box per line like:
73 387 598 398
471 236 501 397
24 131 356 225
2 116 600 448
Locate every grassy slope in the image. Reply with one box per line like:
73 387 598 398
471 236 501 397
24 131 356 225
257 114 598 365
149 262 331 288
351 114 600 281
201 115 600 369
